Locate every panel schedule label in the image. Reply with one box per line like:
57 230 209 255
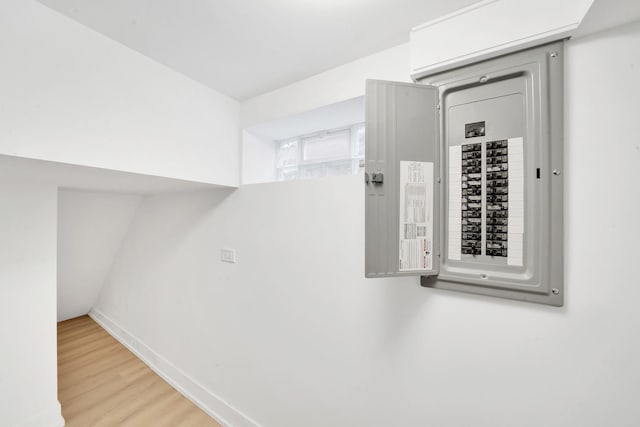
399 161 433 271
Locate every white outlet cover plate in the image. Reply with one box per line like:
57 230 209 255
221 248 236 263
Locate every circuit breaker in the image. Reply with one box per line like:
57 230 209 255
364 41 564 306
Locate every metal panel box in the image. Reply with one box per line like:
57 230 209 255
365 41 564 306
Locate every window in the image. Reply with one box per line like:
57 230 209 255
275 123 365 181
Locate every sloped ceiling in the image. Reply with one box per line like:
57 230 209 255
37 0 480 100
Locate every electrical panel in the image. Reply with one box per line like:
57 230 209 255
364 41 564 306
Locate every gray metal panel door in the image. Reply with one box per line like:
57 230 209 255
365 79 440 277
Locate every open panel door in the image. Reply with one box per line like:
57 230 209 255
365 79 440 278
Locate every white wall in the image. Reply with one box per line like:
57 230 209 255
241 43 411 129
0 0 240 187
0 183 62 427
247 96 366 141
93 21 640 427
241 131 275 185
57 190 142 322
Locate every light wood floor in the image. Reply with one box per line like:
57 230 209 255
58 315 221 427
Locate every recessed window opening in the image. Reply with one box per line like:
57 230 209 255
275 123 365 181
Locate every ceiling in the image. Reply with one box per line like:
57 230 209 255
38 0 480 101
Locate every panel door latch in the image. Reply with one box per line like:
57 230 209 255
371 172 384 184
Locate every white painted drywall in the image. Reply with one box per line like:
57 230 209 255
241 43 411 129
0 154 229 194
0 182 63 427
247 96 366 141
94 21 640 427
0 0 240 187
574 0 640 38
57 190 142 322
241 131 276 185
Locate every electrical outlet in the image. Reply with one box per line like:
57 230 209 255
221 248 236 263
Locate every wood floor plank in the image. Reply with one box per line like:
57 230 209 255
58 315 221 427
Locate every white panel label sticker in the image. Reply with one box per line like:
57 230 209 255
507 137 524 266
448 146 462 260
399 161 433 271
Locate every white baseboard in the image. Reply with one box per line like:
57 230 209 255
14 400 65 427
89 308 260 427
